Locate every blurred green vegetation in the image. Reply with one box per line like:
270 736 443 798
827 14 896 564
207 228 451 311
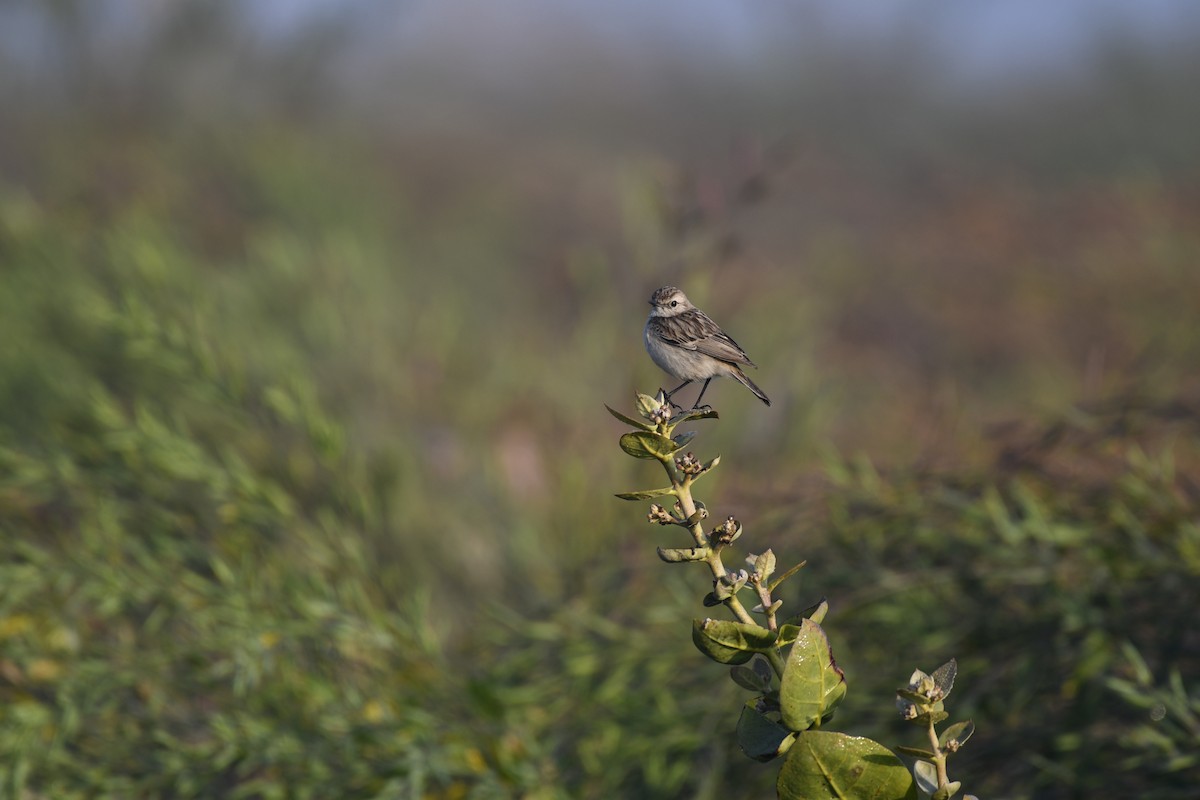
3 4 1200 798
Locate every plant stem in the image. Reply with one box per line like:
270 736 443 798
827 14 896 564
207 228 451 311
926 718 949 788
667 458 758 629
753 583 778 631
652 421 786 680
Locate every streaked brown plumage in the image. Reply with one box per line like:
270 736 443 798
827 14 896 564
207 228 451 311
644 286 770 408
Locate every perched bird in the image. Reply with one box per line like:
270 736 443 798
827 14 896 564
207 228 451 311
644 286 770 409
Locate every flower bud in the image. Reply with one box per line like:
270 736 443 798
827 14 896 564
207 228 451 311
674 451 703 476
647 503 677 525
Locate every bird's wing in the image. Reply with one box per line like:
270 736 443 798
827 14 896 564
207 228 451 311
653 309 756 366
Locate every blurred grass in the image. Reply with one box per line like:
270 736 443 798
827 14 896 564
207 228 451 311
3 6 1200 798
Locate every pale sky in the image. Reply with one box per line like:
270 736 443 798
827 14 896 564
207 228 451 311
247 0 1197 83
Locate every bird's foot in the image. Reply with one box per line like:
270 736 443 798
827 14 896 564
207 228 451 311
660 393 686 414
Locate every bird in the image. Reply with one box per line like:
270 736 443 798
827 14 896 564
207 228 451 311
644 285 770 409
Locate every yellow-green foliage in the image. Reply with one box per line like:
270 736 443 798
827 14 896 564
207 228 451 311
2 56 1200 799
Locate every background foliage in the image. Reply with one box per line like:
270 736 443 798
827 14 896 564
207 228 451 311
1 2 1199 797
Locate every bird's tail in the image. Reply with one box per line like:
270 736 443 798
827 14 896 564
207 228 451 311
730 365 771 406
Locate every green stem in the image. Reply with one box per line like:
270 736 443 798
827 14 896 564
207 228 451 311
753 582 778 631
926 718 949 788
667 457 758 629
652 424 786 681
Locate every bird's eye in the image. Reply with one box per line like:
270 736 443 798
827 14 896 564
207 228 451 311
670 300 678 307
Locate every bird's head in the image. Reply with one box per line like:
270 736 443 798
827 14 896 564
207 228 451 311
648 286 693 318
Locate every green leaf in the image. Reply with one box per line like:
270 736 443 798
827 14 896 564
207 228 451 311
737 702 796 762
672 430 697 450
939 719 975 750
656 546 710 563
619 431 677 460
702 592 721 607
896 689 930 705
605 404 653 431
913 760 939 795
932 659 958 698
777 731 916 800
754 549 777 580
673 407 720 424
904 668 932 693
613 486 676 501
782 597 827 629
210 556 235 586
1119 640 1154 686
776 624 801 649
1106 677 1152 709
806 598 829 625
635 392 664 417
779 618 847 732
932 780 962 800
895 745 938 760
692 618 778 665
768 560 808 593
731 665 769 692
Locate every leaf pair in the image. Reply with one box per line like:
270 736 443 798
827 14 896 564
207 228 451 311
618 429 695 461
692 619 777 665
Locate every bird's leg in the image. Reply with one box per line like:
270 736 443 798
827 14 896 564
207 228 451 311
691 378 713 409
663 380 692 412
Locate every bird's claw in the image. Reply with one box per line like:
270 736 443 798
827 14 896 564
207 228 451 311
659 391 686 414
